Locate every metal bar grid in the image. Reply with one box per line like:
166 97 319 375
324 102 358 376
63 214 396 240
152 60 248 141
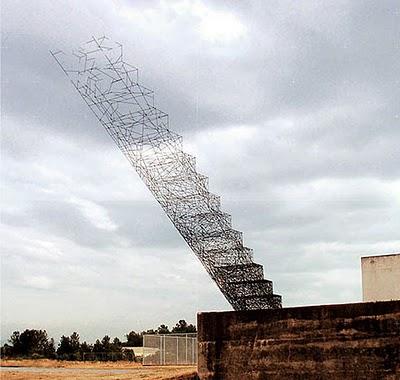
51 36 282 310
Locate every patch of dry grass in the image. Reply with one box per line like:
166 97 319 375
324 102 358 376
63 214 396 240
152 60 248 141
0 359 197 380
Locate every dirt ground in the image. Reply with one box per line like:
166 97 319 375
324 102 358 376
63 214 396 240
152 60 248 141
0 359 198 380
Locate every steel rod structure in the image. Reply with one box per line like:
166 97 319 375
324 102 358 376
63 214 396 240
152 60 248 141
51 36 281 310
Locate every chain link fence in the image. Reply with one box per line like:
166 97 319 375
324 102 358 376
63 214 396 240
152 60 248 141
143 334 197 366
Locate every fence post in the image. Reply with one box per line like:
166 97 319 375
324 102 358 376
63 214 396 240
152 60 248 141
163 335 166 365
185 335 188 365
159 335 162 365
192 337 195 364
176 336 178 365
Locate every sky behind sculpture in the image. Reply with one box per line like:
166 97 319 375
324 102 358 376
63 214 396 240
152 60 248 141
1 0 399 342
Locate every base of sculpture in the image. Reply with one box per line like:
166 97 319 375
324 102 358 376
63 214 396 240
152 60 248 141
197 300 400 380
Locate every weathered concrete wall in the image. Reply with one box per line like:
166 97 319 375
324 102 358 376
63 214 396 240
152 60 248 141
362 253 400 302
198 301 400 380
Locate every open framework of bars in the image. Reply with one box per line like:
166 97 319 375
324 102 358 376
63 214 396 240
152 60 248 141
51 36 282 310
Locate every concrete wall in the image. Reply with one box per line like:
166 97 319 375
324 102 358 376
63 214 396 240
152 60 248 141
362 253 400 302
198 301 400 380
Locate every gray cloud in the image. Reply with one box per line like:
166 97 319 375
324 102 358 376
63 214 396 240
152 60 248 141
1 0 399 343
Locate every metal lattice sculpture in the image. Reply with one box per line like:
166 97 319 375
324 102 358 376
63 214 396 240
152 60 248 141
51 36 282 310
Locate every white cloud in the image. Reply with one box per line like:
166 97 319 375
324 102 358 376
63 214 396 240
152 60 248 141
117 0 246 43
23 275 53 290
68 196 118 231
194 4 246 43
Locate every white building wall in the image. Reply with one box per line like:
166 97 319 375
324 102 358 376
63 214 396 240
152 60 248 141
361 253 400 302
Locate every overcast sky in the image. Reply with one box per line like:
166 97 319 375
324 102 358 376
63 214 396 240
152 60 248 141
1 0 399 343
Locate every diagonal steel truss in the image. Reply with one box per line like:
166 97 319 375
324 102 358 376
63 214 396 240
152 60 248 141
51 36 282 310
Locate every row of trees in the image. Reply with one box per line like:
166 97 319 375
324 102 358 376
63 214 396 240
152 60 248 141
1 320 196 361
3 330 56 358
